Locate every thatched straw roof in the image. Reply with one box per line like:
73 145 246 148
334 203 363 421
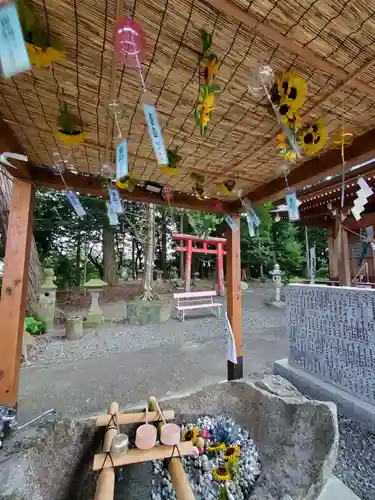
2 0 375 200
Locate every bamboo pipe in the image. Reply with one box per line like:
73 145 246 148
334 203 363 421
94 402 119 500
168 458 196 500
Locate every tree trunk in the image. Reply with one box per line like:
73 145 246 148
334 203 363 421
132 239 136 279
103 216 118 285
179 212 184 279
141 204 157 299
75 231 81 288
161 216 167 278
0 172 42 314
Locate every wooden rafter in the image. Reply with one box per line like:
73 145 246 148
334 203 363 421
241 127 375 205
29 165 239 214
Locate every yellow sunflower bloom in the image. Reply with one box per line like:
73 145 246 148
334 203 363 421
207 442 226 453
212 466 231 482
204 93 215 110
183 427 198 444
27 43 65 68
298 119 327 156
224 445 240 461
277 72 307 112
220 181 236 195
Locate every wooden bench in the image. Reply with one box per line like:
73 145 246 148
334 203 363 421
173 291 222 321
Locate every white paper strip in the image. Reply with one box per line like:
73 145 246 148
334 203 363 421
0 3 31 78
108 187 124 214
225 215 238 232
224 312 237 364
358 177 373 198
116 139 128 181
106 201 119 226
66 190 86 217
285 188 300 221
143 104 168 166
246 212 255 237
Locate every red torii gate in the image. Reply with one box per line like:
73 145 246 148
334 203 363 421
172 233 227 295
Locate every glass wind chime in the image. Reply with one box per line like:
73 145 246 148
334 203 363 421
102 17 170 225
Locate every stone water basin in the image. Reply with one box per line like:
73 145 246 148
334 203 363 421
0 376 338 500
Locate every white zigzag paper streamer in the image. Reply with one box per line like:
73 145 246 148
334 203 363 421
351 177 373 221
0 152 28 169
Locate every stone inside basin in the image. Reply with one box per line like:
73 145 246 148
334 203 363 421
0 376 338 500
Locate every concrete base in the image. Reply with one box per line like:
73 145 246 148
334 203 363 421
274 358 375 432
84 311 103 327
127 300 171 326
318 476 360 500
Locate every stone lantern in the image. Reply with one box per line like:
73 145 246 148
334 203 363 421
270 263 285 307
38 268 57 332
84 278 108 326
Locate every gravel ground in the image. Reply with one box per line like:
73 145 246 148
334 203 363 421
30 284 285 365
335 413 375 500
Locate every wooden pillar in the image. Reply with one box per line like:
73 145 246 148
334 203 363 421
338 227 351 286
184 239 192 292
217 242 225 296
226 216 243 380
327 229 338 281
0 180 35 406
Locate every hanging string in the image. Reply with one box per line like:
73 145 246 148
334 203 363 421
284 170 289 189
59 169 69 189
114 109 123 139
131 30 147 93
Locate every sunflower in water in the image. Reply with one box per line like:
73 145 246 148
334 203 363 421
213 465 231 482
224 444 240 461
183 427 198 444
207 442 226 453
277 71 307 112
298 119 327 156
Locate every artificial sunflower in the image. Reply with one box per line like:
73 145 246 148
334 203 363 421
160 149 181 176
55 103 85 147
207 442 226 453
116 175 137 192
277 71 307 112
224 444 240 461
26 43 65 68
212 465 231 482
183 427 198 444
220 180 236 196
276 131 297 162
297 119 327 156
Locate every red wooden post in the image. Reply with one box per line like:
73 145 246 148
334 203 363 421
226 216 243 380
0 180 35 406
185 239 192 292
217 242 225 296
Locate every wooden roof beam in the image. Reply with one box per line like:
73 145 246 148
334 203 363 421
30 166 239 214
206 0 375 99
243 127 375 204
0 116 32 180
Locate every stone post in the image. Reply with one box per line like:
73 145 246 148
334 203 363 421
38 268 57 332
270 263 284 307
84 278 108 327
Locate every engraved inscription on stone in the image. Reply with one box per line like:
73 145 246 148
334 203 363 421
286 284 375 405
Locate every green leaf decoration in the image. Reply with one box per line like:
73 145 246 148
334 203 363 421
200 30 212 54
208 83 221 94
195 105 202 123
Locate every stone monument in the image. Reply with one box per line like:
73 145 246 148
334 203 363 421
83 278 107 327
38 268 57 332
